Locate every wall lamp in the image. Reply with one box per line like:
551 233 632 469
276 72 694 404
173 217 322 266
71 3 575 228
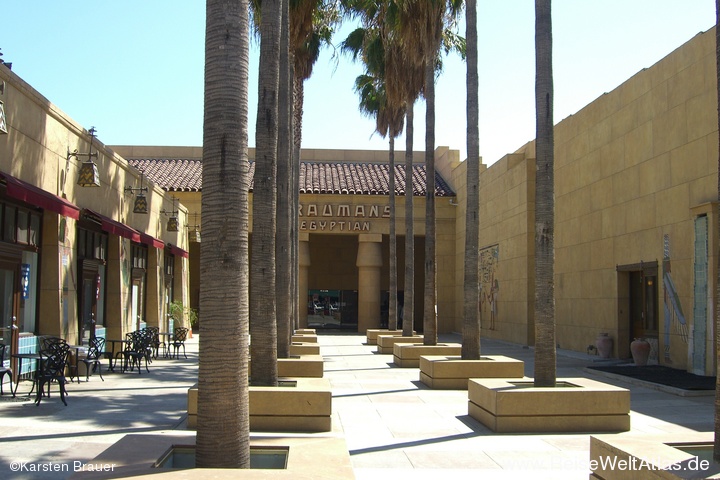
72 127 100 187
161 196 179 232
186 212 201 243
124 169 149 214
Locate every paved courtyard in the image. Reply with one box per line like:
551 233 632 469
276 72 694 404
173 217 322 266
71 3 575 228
0 332 714 479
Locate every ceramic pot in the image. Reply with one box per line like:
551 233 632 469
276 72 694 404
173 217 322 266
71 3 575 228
631 338 651 366
595 333 613 359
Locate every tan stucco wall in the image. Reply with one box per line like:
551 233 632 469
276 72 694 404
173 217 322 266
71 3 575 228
0 64 187 341
449 27 718 372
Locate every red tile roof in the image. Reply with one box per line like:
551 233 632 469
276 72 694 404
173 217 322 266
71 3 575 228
128 158 454 197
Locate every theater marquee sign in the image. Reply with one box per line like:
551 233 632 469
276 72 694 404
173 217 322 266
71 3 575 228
299 203 390 232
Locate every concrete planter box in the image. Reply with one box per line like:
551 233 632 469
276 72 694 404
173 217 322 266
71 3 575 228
419 355 525 389
69 432 353 479
249 355 324 378
589 433 717 479
376 334 423 354
468 377 630 433
294 328 316 335
188 377 332 432
288 343 320 355
365 329 414 345
392 343 462 368
291 334 318 343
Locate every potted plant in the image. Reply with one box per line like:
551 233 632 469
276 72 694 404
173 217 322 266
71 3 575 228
169 300 197 337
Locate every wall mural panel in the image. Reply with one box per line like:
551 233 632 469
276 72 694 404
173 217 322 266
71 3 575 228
479 244 499 330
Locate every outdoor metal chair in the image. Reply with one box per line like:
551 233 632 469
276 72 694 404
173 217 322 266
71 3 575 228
0 343 13 395
143 326 161 360
170 327 189 359
79 336 105 381
118 331 152 374
35 340 70 406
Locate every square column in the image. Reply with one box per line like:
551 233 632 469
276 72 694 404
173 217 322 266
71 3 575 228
298 233 310 328
356 234 383 333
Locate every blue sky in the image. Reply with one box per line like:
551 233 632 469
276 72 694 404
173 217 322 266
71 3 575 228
2 1 716 165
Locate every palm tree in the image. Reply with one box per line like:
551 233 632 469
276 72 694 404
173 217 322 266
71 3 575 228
396 0 462 346
250 0 282 387
276 0 293 359
461 0 480 360
196 0 251 467
343 1 425 336
342 23 405 331
533 0 556 388
713 0 720 463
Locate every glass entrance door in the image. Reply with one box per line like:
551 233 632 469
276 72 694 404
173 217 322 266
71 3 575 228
79 269 99 343
0 264 18 375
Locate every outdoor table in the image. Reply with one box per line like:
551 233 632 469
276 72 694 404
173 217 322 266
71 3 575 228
105 339 129 372
10 352 42 397
67 345 86 384
157 332 173 358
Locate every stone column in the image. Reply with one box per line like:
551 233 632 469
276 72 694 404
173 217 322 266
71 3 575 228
356 234 383 333
298 233 310 328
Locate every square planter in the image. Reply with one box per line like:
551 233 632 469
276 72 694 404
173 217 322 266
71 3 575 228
376 334 423 354
249 355 324 378
291 334 318 343
392 343 462 368
288 343 320 355
365 329 415 345
69 432 353 479
188 377 332 432
589 433 719 479
294 328 316 335
419 355 525 389
468 377 631 433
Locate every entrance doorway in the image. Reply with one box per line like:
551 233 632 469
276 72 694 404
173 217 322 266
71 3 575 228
0 263 17 357
618 262 658 362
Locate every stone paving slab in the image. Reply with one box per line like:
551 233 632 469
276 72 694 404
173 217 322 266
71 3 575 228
0 332 715 479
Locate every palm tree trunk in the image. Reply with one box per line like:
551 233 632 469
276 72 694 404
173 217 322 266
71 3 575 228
462 0 481 360
403 102 414 336
293 74 304 329
250 0 281 387
276 0 292 359
196 0 250 467
533 0 556 388
713 0 720 462
389 135 398 330
423 61 437 346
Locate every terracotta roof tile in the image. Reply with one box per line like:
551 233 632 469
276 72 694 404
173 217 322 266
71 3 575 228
129 158 454 197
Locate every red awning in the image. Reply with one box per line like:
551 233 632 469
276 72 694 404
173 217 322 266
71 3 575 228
167 244 189 258
140 232 165 249
0 172 80 220
82 209 165 248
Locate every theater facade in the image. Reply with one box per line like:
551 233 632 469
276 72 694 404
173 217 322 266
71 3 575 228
1 25 718 378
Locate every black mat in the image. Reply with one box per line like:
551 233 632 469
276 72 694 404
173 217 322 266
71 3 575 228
588 365 716 391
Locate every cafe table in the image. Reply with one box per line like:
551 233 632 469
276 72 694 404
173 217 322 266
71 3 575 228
104 339 129 372
10 352 42 397
157 332 173 358
67 345 87 384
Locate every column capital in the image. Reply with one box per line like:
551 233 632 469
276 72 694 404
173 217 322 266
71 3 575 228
358 233 382 244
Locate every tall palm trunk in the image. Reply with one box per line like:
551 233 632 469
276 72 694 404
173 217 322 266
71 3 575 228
713 0 720 463
251 0 281 387
533 0 556 388
423 60 437 346
388 135 398 330
196 0 250 467
403 102 415 336
276 0 293 359
462 0 481 360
